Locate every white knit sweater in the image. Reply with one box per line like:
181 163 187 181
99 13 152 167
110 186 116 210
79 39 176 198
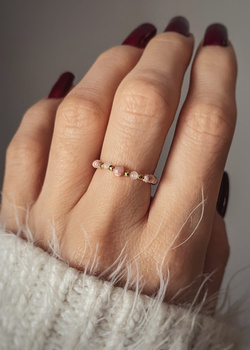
0 226 240 350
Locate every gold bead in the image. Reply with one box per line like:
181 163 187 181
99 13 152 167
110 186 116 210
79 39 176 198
109 165 115 171
100 163 104 168
138 174 144 180
124 171 130 177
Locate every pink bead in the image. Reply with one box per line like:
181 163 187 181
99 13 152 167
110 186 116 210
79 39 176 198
114 165 125 177
103 162 111 170
152 176 158 185
130 171 138 180
143 174 157 184
143 174 150 183
92 160 102 168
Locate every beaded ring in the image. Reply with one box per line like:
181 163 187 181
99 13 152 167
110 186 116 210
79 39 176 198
92 160 158 185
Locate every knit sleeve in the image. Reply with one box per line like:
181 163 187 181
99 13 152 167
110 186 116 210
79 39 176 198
0 227 239 350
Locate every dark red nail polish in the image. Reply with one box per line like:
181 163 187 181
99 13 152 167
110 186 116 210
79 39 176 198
204 24 228 47
122 23 157 48
164 16 190 37
216 172 229 218
48 72 75 99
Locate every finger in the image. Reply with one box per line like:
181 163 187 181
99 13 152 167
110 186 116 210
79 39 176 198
88 17 194 228
150 25 237 261
38 24 156 215
157 174 229 303
204 172 230 305
0 72 74 229
203 211 230 301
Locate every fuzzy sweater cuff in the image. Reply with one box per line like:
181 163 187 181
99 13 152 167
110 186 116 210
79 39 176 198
0 228 239 350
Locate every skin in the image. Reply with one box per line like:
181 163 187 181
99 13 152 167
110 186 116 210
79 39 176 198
0 29 237 306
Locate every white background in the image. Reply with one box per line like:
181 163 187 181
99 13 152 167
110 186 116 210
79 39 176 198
1 0 249 347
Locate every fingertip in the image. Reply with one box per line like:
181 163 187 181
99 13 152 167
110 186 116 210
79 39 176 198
122 23 157 49
203 23 228 47
164 16 190 37
48 72 75 99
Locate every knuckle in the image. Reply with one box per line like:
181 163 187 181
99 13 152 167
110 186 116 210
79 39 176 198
57 94 105 136
7 135 42 166
22 106 36 122
21 99 56 127
97 45 138 70
97 46 125 62
183 102 236 147
118 74 171 129
196 47 237 80
149 32 190 55
22 101 46 121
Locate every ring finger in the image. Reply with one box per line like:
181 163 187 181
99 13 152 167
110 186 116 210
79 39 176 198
150 24 237 260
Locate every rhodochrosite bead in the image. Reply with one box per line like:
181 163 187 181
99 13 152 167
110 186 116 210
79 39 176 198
92 160 158 184
143 174 157 184
114 165 125 176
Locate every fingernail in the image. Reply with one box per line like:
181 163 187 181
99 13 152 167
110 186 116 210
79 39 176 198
164 16 190 37
204 24 228 47
48 72 75 99
122 23 157 48
216 172 229 218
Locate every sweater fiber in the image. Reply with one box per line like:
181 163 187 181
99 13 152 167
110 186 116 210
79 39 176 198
0 226 240 350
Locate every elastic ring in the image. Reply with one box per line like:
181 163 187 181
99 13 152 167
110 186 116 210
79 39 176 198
92 160 158 185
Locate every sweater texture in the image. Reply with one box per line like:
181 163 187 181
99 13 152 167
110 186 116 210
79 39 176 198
0 225 240 350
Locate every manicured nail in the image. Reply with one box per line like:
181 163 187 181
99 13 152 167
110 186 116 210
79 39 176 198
204 24 228 47
122 23 157 48
48 72 75 99
164 16 190 37
216 172 229 218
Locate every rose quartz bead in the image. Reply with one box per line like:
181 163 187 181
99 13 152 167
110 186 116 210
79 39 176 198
103 162 111 170
92 160 102 169
114 165 125 177
130 171 138 180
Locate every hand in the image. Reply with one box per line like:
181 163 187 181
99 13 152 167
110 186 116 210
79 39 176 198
0 17 237 305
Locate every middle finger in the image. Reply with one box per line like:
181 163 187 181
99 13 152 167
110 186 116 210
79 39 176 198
89 17 194 226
